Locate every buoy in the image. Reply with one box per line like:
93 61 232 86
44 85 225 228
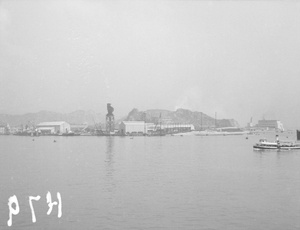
54 140 56 143
32 139 35 141
246 137 248 139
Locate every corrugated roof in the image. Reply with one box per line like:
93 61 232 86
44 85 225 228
37 121 68 126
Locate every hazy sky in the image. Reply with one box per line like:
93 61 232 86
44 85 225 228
1 0 300 128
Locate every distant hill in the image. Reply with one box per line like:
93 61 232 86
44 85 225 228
124 108 239 130
0 110 103 127
0 108 239 130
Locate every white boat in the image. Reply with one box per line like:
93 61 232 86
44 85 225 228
253 138 300 150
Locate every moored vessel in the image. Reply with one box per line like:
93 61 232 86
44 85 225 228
253 135 300 150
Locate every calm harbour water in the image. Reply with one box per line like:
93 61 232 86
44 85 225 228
0 132 300 230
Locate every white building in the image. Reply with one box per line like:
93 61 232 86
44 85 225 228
256 120 284 131
119 121 146 135
36 121 71 134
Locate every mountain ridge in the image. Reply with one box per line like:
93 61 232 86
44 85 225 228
124 108 239 130
0 108 239 129
0 110 102 127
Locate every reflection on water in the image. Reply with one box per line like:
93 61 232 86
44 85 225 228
0 134 300 229
105 136 115 166
104 136 116 195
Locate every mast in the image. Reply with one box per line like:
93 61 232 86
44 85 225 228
201 112 203 130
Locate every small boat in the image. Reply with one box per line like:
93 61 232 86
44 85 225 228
253 137 300 150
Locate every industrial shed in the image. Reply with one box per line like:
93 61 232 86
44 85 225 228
256 120 284 131
36 121 71 134
119 121 147 135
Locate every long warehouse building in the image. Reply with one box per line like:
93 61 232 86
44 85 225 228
36 121 71 134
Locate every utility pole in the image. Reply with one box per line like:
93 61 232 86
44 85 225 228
215 112 217 129
143 112 146 135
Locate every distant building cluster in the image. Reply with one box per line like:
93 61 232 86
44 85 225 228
0 118 286 136
0 122 10 135
0 103 286 136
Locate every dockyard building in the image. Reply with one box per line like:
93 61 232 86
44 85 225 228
119 121 194 135
256 119 284 131
36 121 71 134
119 121 147 135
